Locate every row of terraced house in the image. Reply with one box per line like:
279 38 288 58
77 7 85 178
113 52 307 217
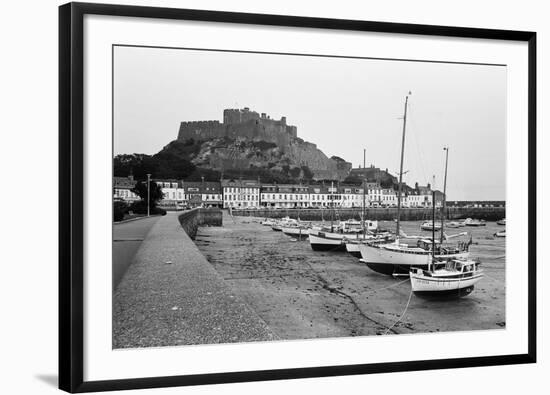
114 176 440 210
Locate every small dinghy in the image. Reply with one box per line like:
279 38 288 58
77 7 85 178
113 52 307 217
421 221 442 231
464 218 486 227
494 230 506 237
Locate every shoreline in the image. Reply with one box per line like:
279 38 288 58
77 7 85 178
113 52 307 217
195 212 506 339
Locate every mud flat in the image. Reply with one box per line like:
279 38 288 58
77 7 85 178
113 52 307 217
195 213 506 340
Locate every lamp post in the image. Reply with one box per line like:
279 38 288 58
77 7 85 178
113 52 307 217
146 173 151 217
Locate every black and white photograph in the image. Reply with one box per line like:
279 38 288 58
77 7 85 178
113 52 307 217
112 45 507 348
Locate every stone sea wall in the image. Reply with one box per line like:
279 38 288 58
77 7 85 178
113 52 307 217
231 207 506 221
178 208 223 239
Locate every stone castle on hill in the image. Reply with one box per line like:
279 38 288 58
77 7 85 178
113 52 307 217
178 107 298 150
177 107 351 181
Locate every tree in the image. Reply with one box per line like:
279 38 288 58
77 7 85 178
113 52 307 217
301 165 314 180
131 181 164 208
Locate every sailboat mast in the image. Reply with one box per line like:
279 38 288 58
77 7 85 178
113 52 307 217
431 190 436 270
396 93 410 238
440 147 449 243
330 181 334 232
362 148 366 239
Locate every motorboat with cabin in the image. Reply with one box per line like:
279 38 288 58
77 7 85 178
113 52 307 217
410 257 483 297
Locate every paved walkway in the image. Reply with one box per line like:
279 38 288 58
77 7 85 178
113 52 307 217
113 216 161 290
113 212 276 348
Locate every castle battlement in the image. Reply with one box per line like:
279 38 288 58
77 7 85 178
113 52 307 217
178 107 298 148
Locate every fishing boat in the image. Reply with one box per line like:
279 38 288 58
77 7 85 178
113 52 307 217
409 198 483 296
409 258 483 297
494 230 506 237
420 221 442 231
464 218 486 227
360 95 470 276
497 218 506 226
261 218 276 226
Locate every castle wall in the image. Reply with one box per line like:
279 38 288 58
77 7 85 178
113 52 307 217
178 108 299 155
178 120 226 141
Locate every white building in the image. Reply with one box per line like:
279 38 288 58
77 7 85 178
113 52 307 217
157 179 186 208
221 179 261 208
113 176 140 202
261 184 310 208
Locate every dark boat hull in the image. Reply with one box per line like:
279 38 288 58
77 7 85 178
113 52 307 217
413 286 475 298
310 243 347 252
366 262 429 276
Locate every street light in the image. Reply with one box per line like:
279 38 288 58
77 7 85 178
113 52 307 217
146 173 151 217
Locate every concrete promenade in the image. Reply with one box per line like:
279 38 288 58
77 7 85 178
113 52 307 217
113 211 277 348
113 216 160 290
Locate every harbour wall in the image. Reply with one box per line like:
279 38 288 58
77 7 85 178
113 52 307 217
230 207 505 221
178 208 223 239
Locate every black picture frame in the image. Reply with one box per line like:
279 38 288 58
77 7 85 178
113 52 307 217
59 2 537 393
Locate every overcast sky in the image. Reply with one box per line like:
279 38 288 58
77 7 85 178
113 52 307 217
114 46 506 201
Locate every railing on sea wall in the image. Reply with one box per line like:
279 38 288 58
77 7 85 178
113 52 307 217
178 208 223 239
229 207 505 221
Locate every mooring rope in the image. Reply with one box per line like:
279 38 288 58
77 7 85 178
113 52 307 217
383 286 414 335
369 278 410 294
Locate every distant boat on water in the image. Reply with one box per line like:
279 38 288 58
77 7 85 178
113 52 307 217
446 221 464 228
271 216 298 231
497 218 506 226
421 221 441 231
494 230 506 237
464 218 486 227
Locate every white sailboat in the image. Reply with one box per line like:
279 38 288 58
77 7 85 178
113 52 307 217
410 213 483 297
345 233 393 257
282 224 310 239
360 95 470 276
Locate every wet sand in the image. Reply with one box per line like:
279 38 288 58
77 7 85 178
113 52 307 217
195 213 506 339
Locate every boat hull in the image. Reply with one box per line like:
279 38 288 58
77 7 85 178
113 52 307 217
345 242 362 257
282 227 309 239
410 272 483 296
359 243 469 276
309 233 346 251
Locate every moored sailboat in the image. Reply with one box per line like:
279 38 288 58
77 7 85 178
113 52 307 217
282 224 310 239
360 95 470 276
410 209 483 297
